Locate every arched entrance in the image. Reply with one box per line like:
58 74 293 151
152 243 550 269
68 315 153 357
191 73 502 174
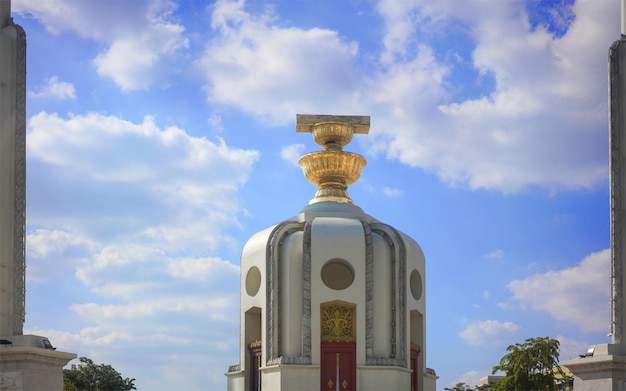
320 302 356 391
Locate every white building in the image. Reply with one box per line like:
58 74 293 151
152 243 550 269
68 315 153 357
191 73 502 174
226 115 437 391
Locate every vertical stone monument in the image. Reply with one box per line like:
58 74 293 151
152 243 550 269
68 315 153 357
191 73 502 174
0 1 76 390
561 2 626 389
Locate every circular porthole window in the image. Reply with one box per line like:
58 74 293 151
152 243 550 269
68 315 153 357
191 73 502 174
321 259 354 290
245 266 262 296
409 269 423 301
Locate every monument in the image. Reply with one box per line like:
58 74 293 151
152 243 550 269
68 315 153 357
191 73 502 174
561 1 626 389
225 115 437 390
0 1 76 390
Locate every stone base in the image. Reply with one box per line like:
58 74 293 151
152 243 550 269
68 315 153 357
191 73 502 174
561 344 626 391
0 335 76 391
226 364 438 391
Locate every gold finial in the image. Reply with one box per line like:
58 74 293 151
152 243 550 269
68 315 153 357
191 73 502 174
296 114 369 204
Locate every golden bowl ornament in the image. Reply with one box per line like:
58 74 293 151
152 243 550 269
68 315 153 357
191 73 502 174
299 150 367 204
311 123 354 150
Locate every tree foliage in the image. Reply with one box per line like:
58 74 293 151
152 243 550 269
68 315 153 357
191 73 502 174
491 336 571 391
63 356 136 391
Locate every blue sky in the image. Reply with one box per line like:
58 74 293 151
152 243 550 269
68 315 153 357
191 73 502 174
9 0 619 389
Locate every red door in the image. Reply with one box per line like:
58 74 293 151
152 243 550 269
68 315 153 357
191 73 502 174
321 341 356 391
249 343 262 391
410 346 420 391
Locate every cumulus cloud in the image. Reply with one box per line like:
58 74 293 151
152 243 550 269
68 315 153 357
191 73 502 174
557 334 592 361
375 0 613 191
383 187 404 197
193 0 616 193
24 111 246 388
26 229 95 283
28 76 76 100
15 0 189 91
280 143 306 167
459 319 520 346
167 256 239 281
197 0 360 125
93 21 188 91
27 111 258 252
27 229 93 259
485 249 504 260
506 248 610 332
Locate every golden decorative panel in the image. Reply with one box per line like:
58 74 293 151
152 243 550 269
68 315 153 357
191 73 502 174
320 302 355 341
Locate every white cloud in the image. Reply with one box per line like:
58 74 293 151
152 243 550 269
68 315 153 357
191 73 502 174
383 187 403 197
23 110 250 388
192 0 617 192
28 76 76 99
197 0 360 125
15 0 189 91
70 295 236 321
93 21 188 91
506 248 610 332
557 334 592 361
14 0 154 39
459 319 520 346
485 249 504 260
26 240 240 388
375 0 422 64
27 229 92 259
25 326 132 349
27 111 258 253
280 143 305 167
26 229 95 283
377 0 615 192
167 257 239 281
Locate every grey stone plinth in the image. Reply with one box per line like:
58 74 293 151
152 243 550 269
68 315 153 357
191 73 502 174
0 345 76 391
561 344 626 391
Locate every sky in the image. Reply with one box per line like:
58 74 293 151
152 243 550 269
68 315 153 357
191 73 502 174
7 0 621 389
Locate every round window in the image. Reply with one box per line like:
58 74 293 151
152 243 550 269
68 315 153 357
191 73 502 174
321 259 354 290
245 266 262 296
409 269 423 300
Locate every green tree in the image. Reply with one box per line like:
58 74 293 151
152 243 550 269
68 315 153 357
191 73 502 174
63 356 136 391
491 336 571 391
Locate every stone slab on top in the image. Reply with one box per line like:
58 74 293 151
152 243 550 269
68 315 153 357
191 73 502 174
296 114 370 134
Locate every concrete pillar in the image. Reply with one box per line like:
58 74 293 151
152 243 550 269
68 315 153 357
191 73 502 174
609 34 626 349
0 0 25 339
